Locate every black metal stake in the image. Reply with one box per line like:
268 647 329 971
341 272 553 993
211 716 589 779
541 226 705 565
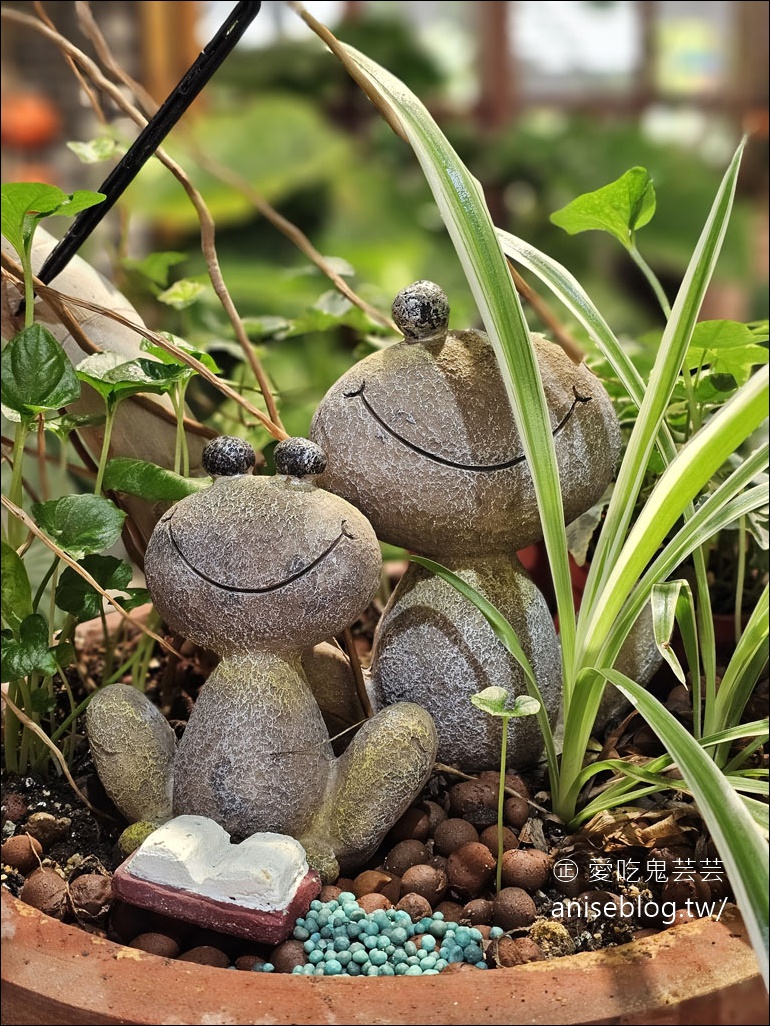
33 0 262 288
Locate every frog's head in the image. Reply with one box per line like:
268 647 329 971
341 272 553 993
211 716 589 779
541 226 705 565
145 437 382 656
310 281 620 557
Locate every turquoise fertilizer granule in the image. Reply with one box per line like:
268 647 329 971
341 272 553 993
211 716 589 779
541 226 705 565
289 893 502 976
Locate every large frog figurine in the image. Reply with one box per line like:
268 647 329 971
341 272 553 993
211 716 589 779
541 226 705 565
87 436 437 881
310 281 626 773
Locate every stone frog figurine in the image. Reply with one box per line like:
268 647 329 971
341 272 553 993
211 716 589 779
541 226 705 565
310 281 633 773
86 436 438 882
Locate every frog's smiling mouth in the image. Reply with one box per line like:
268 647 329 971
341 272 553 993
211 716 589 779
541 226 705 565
343 381 592 471
166 520 354 593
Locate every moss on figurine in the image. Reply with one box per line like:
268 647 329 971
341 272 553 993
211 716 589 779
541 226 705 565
310 281 624 772
87 437 437 882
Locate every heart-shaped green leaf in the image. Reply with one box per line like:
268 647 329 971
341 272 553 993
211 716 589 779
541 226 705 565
55 555 133 620
32 494 126 559
0 325 81 416
1 542 33 633
76 352 186 405
1 614 59 681
550 167 656 248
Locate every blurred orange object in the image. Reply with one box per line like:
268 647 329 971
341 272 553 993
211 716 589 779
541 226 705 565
1 91 61 149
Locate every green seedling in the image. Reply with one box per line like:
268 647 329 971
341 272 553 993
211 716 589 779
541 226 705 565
470 686 540 893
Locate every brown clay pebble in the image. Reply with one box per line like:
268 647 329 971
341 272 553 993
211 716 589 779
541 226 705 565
19 867 68 919
352 869 399 903
447 780 498 829
387 806 430 842
479 824 519 856
552 853 591 897
1 834 43 873
178 945 231 968
357 893 392 913
2 793 28 822
384 839 430 877
400 864 448 905
235 955 265 971
503 795 530 830
149 910 195 945
492 887 537 930
434 901 465 923
395 893 432 922
270 939 308 973
440 962 482 973
419 800 448 833
187 927 237 955
494 936 545 967
433 818 479 857
130 932 181 959
68 873 113 921
108 901 154 944
661 874 711 907
336 877 356 892
665 684 693 719
479 769 531 800
463 898 494 925
500 848 551 891
319 885 342 903
578 890 622 917
429 853 448 871
446 841 496 900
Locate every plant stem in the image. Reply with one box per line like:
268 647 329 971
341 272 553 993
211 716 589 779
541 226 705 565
20 248 35 330
3 680 22 774
46 564 61 643
496 717 509 894
36 414 49 501
93 402 116 495
100 607 114 682
628 243 672 320
17 673 37 773
6 419 31 549
32 555 59 612
171 383 190 477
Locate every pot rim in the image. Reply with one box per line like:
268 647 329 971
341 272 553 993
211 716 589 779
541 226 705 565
2 888 766 1026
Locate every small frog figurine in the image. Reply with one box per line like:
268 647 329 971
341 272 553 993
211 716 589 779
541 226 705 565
87 436 437 882
310 281 638 772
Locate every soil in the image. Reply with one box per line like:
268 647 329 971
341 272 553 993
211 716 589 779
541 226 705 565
2 601 765 975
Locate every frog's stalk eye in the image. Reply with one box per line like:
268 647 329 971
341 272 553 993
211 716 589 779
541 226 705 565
274 437 328 479
392 281 449 344
202 436 257 477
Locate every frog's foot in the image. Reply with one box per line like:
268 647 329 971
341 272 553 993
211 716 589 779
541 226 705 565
297 834 340 885
325 702 438 876
86 683 176 824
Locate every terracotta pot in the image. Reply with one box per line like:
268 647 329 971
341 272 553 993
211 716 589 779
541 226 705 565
2 889 766 1025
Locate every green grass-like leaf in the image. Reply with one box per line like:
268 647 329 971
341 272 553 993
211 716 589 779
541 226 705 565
603 669 769 985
